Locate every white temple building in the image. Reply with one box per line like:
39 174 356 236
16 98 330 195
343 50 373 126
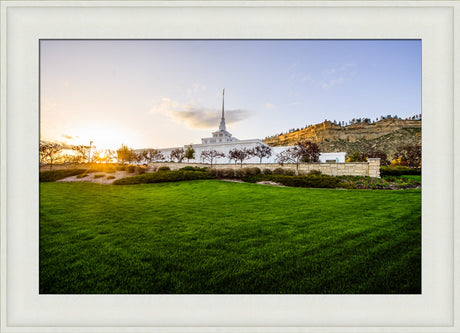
138 90 346 164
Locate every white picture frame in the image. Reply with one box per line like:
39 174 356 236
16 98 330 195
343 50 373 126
1 1 459 332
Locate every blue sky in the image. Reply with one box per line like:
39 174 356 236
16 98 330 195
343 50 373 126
40 39 421 150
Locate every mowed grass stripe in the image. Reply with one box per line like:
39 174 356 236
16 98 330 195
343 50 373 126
40 180 421 294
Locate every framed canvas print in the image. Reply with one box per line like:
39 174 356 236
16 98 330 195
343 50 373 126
1 1 459 332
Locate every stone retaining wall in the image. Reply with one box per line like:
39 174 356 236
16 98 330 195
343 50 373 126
40 159 381 178
148 158 381 178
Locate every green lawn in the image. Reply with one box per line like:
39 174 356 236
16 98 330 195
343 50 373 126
40 180 421 294
399 175 422 182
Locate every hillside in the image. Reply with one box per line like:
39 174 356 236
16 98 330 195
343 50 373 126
263 119 421 158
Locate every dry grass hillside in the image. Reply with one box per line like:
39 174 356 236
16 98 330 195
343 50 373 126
264 119 421 158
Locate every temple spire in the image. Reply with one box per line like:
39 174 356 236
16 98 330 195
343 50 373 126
219 88 226 131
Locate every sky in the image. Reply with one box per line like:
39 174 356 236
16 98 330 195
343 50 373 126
40 39 421 150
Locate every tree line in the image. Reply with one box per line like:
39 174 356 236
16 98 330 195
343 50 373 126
346 144 421 169
40 142 116 170
40 140 320 174
40 140 420 173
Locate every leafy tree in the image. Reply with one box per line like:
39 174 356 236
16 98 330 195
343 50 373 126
200 149 225 168
361 150 389 166
40 141 63 170
185 145 195 162
346 151 366 162
117 144 134 164
393 145 421 169
170 148 185 163
298 140 320 163
251 144 272 164
228 147 252 167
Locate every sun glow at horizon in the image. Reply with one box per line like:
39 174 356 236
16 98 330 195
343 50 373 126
44 125 141 151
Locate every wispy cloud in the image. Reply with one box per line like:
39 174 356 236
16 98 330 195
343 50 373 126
151 98 255 129
264 103 276 109
321 77 344 90
62 134 73 140
302 63 356 90
187 83 207 97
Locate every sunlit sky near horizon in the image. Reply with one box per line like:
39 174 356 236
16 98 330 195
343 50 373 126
40 39 421 150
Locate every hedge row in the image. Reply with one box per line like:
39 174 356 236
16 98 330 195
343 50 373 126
206 167 300 178
113 170 214 185
39 169 86 182
380 166 421 176
179 166 209 172
242 174 351 189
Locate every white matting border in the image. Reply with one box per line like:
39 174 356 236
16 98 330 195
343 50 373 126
0 1 458 332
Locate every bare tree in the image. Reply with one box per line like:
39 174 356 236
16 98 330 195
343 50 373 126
103 149 116 163
92 150 103 164
40 141 63 170
250 144 272 164
228 147 252 167
134 152 145 165
200 149 225 168
276 147 303 175
276 141 320 175
142 149 165 163
72 145 91 164
170 148 185 163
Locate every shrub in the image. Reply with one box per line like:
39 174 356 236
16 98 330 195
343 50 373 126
307 170 322 176
158 166 171 172
242 174 265 183
268 174 342 189
283 169 296 176
76 173 88 179
180 166 196 171
40 169 86 182
136 166 146 174
380 166 421 176
234 168 246 179
107 175 116 180
179 166 208 172
262 168 273 175
113 170 214 185
117 165 126 171
106 169 116 174
272 168 285 175
215 168 235 178
206 168 218 177
127 165 136 173
94 174 105 178
244 167 261 176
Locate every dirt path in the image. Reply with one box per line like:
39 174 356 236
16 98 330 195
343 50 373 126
221 178 284 187
56 171 133 185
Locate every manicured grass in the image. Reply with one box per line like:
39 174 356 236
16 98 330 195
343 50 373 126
40 180 421 294
399 175 422 182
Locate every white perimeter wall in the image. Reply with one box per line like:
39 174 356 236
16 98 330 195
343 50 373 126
137 142 346 164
